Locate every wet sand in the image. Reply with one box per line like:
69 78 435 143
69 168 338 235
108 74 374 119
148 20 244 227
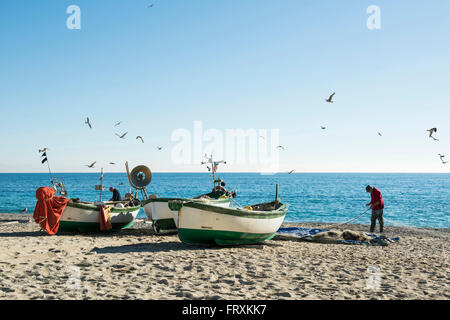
0 213 448 300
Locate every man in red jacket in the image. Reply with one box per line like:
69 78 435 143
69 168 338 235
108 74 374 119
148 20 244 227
366 185 385 233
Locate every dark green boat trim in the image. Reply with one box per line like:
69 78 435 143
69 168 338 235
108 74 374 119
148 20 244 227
67 201 141 213
141 197 230 206
178 228 276 246
140 191 230 207
58 220 135 233
173 201 288 219
141 197 186 206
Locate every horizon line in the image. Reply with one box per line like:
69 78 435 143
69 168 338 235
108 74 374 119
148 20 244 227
0 171 449 174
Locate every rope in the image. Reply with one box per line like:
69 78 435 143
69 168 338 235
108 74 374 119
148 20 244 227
231 198 244 208
323 208 417 230
322 207 371 229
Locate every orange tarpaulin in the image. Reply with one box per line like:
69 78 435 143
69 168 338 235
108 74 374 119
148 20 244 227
33 187 70 235
99 206 112 231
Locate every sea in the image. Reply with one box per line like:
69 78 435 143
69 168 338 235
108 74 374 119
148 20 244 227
0 173 448 229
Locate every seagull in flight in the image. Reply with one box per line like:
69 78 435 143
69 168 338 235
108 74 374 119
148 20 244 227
85 161 96 168
85 117 92 129
378 132 382 136
114 121 123 127
325 92 335 103
109 162 116 165
136 136 144 143
288 169 295 174
276 145 285 151
157 146 163 150
148 4 154 8
116 132 128 139
427 128 438 141
320 126 326 130
38 148 49 153
438 154 448 164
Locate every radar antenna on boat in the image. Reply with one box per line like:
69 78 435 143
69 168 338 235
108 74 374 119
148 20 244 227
201 155 227 191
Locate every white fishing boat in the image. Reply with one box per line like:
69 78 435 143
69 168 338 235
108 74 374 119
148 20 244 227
169 198 289 246
33 167 141 233
127 157 236 234
58 200 140 232
141 191 232 234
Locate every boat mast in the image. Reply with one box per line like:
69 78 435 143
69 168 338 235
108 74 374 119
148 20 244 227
275 183 279 200
201 155 226 189
40 150 54 186
99 168 104 202
211 156 216 189
45 153 54 185
201 154 214 188
47 159 54 185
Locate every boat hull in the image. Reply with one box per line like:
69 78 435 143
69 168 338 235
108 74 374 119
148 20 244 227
59 202 140 232
142 197 231 234
175 202 288 245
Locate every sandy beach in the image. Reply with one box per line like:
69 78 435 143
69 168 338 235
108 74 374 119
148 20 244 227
0 213 448 300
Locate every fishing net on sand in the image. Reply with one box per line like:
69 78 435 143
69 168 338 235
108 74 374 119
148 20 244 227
276 227 399 246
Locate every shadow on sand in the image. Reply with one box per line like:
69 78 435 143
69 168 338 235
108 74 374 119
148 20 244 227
0 226 157 238
0 225 283 250
91 239 282 254
91 241 214 254
0 231 48 238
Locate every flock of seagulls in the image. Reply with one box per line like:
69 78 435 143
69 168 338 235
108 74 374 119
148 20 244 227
426 128 447 165
84 117 141 143
279 92 448 173
80 116 164 169
42 93 447 177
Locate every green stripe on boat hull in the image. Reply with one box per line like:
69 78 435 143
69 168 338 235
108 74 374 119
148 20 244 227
178 228 276 246
59 220 135 233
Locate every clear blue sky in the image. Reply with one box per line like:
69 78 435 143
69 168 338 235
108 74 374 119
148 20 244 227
0 0 449 173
